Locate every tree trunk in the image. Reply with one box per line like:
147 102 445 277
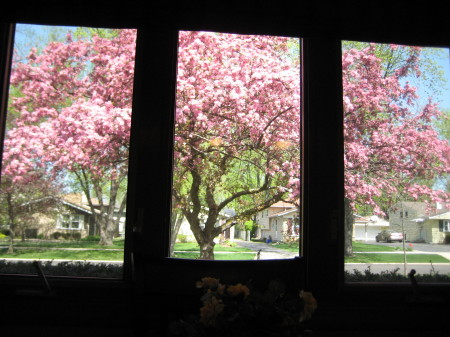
6 194 16 253
99 218 115 246
344 198 354 257
7 229 15 254
198 240 215 260
93 178 120 246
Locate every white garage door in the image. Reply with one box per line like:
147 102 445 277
354 226 381 241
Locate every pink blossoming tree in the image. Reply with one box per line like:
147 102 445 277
173 31 301 259
2 29 136 246
342 44 450 255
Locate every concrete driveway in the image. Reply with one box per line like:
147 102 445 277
365 240 450 251
234 239 299 260
363 240 450 259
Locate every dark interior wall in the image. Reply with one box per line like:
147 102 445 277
1 1 450 336
2 0 449 44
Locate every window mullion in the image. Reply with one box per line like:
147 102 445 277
302 37 345 295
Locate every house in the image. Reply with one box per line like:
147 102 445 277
176 208 236 243
254 201 299 242
353 214 389 241
20 194 126 239
388 201 450 243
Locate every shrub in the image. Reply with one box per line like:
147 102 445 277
52 232 63 239
444 233 450 244
0 233 6 239
0 228 10 236
345 267 450 283
177 234 189 243
222 240 236 247
82 235 100 241
65 232 81 240
0 260 122 278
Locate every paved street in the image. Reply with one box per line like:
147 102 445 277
363 240 450 254
234 239 450 275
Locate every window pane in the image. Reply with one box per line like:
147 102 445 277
342 41 450 283
0 24 136 278
170 31 301 260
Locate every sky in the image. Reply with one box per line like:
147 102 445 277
433 52 450 110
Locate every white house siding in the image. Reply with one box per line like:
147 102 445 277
431 226 443 243
176 213 235 243
421 221 431 243
262 218 282 241
354 224 383 241
424 220 446 244
178 219 196 242
256 209 270 228
255 209 272 240
390 220 423 242
353 215 389 241
389 202 429 242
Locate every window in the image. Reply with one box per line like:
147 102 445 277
440 220 450 232
343 40 450 283
170 31 301 261
58 214 83 230
0 24 136 278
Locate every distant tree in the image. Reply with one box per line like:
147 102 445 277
342 44 450 255
0 171 60 252
3 28 136 246
435 108 450 193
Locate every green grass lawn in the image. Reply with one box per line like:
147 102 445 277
346 253 450 263
269 241 299 252
0 240 252 261
0 238 125 261
0 247 124 261
352 241 397 252
0 238 125 249
346 242 449 263
174 242 254 252
173 251 256 260
173 242 256 259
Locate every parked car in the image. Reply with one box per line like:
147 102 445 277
375 230 404 243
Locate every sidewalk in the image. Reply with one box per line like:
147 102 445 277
234 239 299 260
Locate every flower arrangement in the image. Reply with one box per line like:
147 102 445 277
169 277 317 337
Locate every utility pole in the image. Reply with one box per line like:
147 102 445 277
401 202 407 277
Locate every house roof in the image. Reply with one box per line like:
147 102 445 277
269 208 299 218
392 201 450 217
354 215 371 223
60 199 92 215
429 210 450 220
23 195 93 215
269 201 297 208
354 214 389 226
